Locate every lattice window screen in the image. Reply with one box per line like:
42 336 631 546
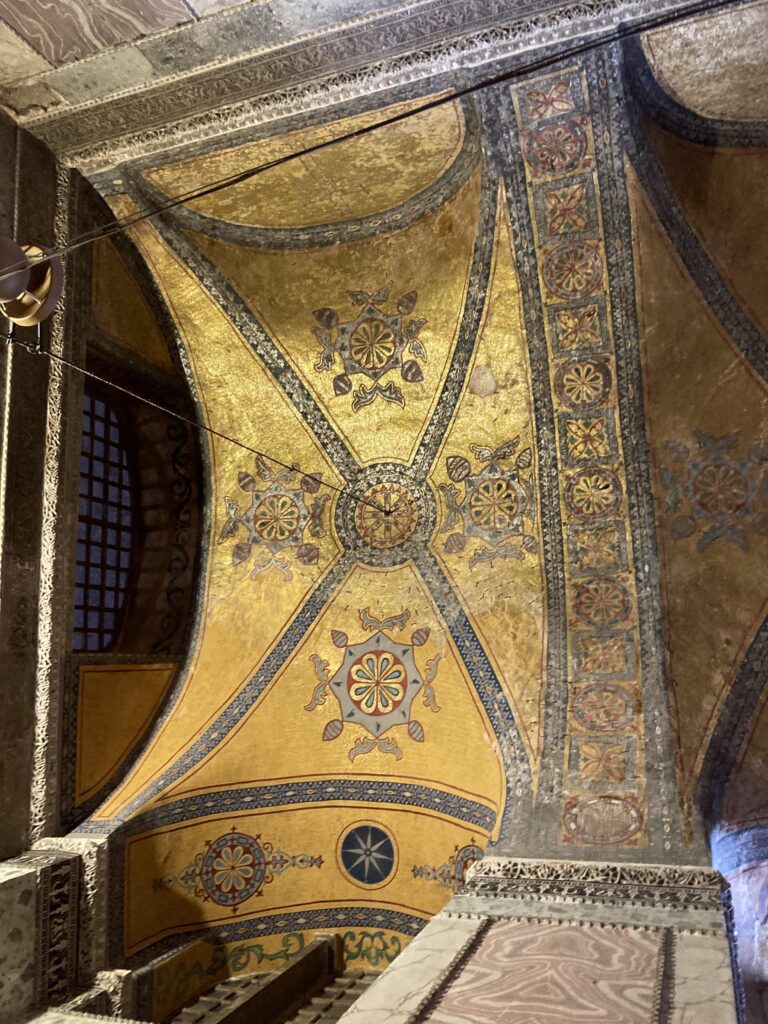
72 389 134 652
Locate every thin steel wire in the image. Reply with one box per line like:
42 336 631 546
0 0 735 285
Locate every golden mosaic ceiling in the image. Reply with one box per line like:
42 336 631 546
69 4 768 1010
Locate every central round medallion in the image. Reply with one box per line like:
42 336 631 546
347 650 407 716
338 822 397 889
252 493 301 542
354 482 418 549
468 478 519 532
349 317 397 371
200 832 266 906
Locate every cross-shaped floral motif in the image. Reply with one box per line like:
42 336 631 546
578 741 627 783
545 182 589 234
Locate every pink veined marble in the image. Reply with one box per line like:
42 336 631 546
425 918 662 1024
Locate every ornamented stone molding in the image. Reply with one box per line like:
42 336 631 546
463 856 724 910
1 849 80 1010
22 0 735 172
29 163 71 844
34 837 111 985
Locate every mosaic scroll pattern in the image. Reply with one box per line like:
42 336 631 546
511 69 646 847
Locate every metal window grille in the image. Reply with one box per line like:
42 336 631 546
72 389 134 652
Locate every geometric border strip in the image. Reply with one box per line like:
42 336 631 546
124 906 429 968
117 781 498 836
32 0 736 170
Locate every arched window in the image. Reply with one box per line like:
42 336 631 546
72 387 134 651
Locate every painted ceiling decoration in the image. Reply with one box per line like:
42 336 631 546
49 0 767 1012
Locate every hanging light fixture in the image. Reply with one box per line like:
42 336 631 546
0 236 63 327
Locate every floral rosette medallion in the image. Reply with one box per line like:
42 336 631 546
219 455 328 580
659 429 768 550
310 284 428 411
305 607 441 761
153 827 322 912
439 436 538 566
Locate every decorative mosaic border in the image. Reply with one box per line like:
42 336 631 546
498 59 654 851
116 781 498 836
25 0 738 170
123 906 428 969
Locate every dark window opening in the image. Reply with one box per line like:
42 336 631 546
72 389 134 652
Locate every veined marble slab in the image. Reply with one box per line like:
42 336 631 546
671 932 739 1024
337 915 485 1024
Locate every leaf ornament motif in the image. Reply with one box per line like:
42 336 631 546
377 737 403 760
469 444 495 462
219 497 240 541
359 607 411 632
351 381 405 411
398 290 417 314
493 437 521 461
349 736 377 761
438 482 465 532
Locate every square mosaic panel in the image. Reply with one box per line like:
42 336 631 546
558 410 619 466
570 629 636 681
515 71 586 126
547 296 611 355
533 174 598 241
567 523 629 576
567 733 638 791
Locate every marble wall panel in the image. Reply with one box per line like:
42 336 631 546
0 21 50 86
0 0 192 67
0 867 40 1020
672 931 739 1024
338 916 485 1024
424 918 661 1024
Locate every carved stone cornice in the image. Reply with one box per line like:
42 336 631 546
22 0 736 172
463 856 724 911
